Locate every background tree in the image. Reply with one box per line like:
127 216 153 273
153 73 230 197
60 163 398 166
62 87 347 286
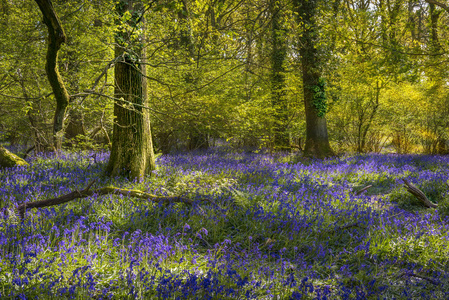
1 0 449 157
0 0 114 154
293 0 335 158
270 0 289 150
34 0 70 150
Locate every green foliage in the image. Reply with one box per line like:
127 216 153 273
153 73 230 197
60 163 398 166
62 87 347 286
4 152 449 297
1 0 449 156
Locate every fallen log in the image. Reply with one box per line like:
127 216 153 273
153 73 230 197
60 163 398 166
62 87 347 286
402 179 438 208
16 180 208 219
0 145 29 168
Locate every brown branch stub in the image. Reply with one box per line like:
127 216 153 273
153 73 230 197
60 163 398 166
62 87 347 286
84 179 96 192
355 185 372 196
402 179 438 208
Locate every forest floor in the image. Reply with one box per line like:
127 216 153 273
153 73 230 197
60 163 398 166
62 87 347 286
1 149 449 299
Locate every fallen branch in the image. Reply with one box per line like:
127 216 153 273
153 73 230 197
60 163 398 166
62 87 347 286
398 271 439 285
354 185 372 196
328 222 363 233
402 179 438 208
16 180 210 219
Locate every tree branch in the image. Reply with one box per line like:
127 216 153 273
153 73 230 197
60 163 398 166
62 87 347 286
426 0 449 14
402 179 438 208
16 180 215 219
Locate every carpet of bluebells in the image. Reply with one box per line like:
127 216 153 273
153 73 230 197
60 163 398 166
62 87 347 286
2 148 449 299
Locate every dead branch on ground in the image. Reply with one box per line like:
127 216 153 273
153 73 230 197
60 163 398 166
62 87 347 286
16 180 216 219
398 271 439 285
402 179 438 208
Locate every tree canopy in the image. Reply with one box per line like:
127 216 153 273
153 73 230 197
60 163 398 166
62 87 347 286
0 0 448 157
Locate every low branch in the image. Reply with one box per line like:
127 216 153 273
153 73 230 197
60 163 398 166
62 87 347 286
16 180 208 219
402 179 438 208
0 92 53 100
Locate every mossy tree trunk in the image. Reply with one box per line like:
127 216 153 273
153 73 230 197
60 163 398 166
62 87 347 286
106 0 155 181
270 0 289 150
0 145 29 168
293 0 335 158
34 0 70 150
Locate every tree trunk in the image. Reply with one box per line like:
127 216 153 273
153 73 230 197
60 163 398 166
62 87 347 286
360 81 381 152
187 130 209 150
64 109 86 146
34 0 70 150
294 0 335 158
270 0 289 150
0 145 29 168
106 0 155 181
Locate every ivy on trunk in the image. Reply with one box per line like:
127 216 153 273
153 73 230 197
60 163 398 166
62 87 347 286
293 0 335 159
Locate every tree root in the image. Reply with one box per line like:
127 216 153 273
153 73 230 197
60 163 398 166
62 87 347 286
402 179 438 208
16 180 212 219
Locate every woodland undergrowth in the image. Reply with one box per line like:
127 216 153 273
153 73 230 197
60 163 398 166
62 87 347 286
1 149 449 299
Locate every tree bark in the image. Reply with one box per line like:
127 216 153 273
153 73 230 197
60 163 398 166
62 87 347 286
360 81 381 152
34 0 70 150
402 179 438 208
270 0 289 150
106 0 156 181
0 145 29 168
294 0 335 158
65 110 86 146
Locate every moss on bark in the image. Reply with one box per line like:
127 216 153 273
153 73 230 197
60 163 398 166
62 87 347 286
0 145 29 168
106 0 155 181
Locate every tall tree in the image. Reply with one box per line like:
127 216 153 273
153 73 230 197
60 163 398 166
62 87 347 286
34 0 70 150
106 0 156 180
293 0 335 158
270 0 289 149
